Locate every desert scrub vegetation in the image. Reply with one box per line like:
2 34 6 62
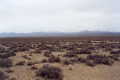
16 61 26 66
0 37 120 80
36 64 63 80
47 55 61 63
63 59 73 65
0 52 16 59
0 70 9 80
0 58 13 68
63 51 77 58
87 54 114 66
85 60 96 67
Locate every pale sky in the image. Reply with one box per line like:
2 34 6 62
0 0 119 32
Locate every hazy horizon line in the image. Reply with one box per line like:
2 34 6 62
0 30 120 34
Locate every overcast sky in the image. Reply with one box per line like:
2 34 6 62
0 0 119 32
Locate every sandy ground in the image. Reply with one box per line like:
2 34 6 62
3 51 119 80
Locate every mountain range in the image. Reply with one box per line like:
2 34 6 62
0 31 120 37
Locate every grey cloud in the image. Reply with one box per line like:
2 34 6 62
0 0 118 32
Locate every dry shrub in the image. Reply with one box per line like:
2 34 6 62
64 51 76 58
86 60 96 67
76 49 92 54
0 59 13 68
48 55 61 63
109 55 120 61
69 58 79 63
5 69 14 73
34 48 42 53
87 54 114 65
63 59 73 65
41 59 48 63
0 71 9 80
111 50 120 55
9 77 17 80
22 55 31 60
0 52 16 59
16 61 26 66
43 52 51 57
78 57 87 63
36 64 63 80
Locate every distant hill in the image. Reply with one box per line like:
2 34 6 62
0 31 120 37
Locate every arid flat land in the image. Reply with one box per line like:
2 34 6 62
0 36 120 80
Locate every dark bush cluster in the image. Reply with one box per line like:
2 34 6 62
27 61 36 66
43 50 52 57
110 50 120 55
0 71 9 80
85 60 96 67
22 55 31 60
76 49 92 54
0 59 13 68
109 54 120 61
16 61 26 66
47 55 61 63
0 52 16 59
87 54 114 66
77 57 86 63
36 64 63 80
34 48 42 53
63 51 77 58
63 59 73 65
